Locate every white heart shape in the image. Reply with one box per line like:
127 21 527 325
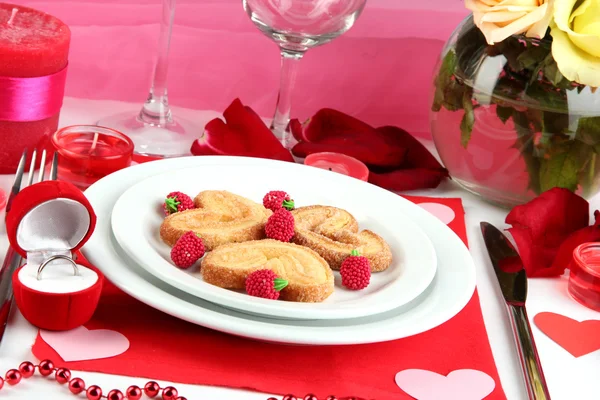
395 369 495 400
40 326 129 362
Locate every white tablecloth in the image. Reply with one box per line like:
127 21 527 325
0 98 597 399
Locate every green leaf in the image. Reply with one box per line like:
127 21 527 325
460 90 475 148
512 111 541 194
517 45 550 70
539 141 592 192
542 60 564 87
273 278 288 292
496 106 512 124
282 199 295 210
575 116 600 148
164 198 180 214
432 50 458 112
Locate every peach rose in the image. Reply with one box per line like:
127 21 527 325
465 0 555 45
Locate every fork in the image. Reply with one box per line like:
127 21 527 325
0 149 58 342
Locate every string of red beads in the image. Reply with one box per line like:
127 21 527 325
1 359 349 400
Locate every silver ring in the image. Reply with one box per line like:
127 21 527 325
37 255 80 281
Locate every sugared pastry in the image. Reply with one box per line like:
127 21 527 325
160 190 271 250
201 239 334 303
291 205 392 272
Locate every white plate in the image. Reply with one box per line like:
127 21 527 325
83 156 476 345
111 165 437 320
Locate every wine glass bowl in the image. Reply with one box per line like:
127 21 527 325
243 0 366 52
243 0 367 147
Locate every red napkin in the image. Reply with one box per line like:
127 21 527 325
32 197 506 400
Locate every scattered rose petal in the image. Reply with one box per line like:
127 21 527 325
369 168 448 191
291 112 448 191
551 210 600 273
190 99 294 163
505 188 590 277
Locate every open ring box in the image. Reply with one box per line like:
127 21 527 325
6 181 103 331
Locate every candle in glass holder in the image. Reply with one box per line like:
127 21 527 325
304 152 369 181
568 242 600 311
51 126 134 190
0 3 70 174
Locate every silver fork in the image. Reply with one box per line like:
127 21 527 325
0 149 58 342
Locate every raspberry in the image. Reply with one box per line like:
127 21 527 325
340 249 371 290
245 269 288 300
263 190 294 212
170 231 205 269
265 209 295 242
163 191 195 216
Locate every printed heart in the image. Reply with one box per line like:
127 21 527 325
395 369 495 400
40 326 129 362
534 312 600 357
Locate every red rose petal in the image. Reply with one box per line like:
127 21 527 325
375 126 445 170
551 210 600 274
505 188 590 277
292 141 407 168
190 99 293 163
300 108 373 142
368 168 449 191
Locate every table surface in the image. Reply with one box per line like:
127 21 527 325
0 98 598 400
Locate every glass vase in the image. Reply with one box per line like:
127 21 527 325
430 16 600 207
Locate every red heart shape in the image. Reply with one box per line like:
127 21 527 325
534 312 600 357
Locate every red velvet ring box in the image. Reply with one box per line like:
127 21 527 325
6 181 103 331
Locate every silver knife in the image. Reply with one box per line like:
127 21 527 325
480 222 551 400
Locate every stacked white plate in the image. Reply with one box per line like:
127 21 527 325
83 156 476 345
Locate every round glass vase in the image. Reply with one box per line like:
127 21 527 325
430 16 600 207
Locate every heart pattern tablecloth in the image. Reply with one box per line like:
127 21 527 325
32 196 506 400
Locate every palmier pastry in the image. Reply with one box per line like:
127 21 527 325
201 239 334 302
160 190 271 250
291 205 392 272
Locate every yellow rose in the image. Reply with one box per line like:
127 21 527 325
465 0 554 45
550 0 600 87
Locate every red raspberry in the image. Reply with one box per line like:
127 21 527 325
263 190 294 211
170 231 205 268
340 249 371 290
163 191 195 216
245 269 288 300
265 209 295 242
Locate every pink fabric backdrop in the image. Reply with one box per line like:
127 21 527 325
10 0 468 139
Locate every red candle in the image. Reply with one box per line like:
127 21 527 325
0 3 70 174
304 152 369 181
569 243 600 311
51 126 134 190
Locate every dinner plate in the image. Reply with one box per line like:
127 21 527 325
111 165 437 320
83 156 476 345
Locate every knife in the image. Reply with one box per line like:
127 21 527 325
480 222 551 400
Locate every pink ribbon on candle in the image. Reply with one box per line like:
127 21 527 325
0 64 68 122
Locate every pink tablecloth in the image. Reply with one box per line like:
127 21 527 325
10 0 468 139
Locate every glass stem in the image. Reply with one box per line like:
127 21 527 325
271 49 304 147
139 0 175 127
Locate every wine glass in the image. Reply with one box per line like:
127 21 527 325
243 0 367 148
97 0 200 158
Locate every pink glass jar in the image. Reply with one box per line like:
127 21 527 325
569 243 600 311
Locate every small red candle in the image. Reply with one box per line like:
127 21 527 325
569 243 600 311
0 3 70 174
51 126 134 190
304 152 369 181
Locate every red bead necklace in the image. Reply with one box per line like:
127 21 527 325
2 359 360 400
